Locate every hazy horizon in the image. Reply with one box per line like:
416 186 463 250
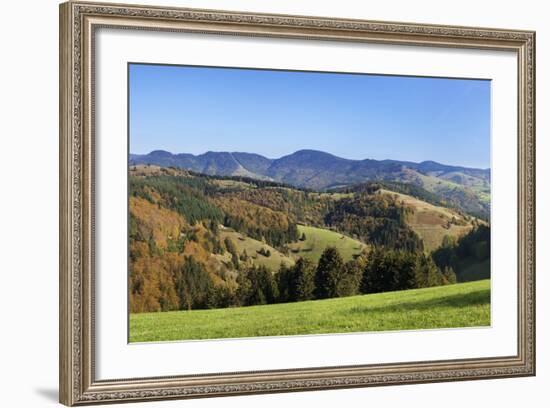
129 63 491 168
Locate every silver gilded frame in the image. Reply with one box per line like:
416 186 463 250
59 1 536 405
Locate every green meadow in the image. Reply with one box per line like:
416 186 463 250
130 279 490 342
287 225 368 263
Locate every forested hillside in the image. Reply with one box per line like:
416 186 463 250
130 149 490 219
129 165 490 313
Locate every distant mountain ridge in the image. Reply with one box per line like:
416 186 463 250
130 149 491 218
130 149 489 183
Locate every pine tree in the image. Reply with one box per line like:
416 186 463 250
415 253 443 288
339 258 363 297
393 251 418 290
236 266 279 306
175 257 214 310
235 269 252 306
315 247 344 299
289 258 316 301
362 247 394 293
276 263 293 303
362 248 419 294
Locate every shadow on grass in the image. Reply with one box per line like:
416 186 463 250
348 289 490 315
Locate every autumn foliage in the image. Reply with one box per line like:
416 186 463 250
129 167 484 313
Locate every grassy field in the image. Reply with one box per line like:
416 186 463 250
130 280 490 342
287 225 368 263
218 229 295 270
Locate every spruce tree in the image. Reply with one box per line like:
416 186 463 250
237 266 279 306
362 248 420 294
290 258 316 301
415 254 443 288
362 247 393 294
175 257 214 310
276 263 292 303
393 251 418 290
339 258 364 297
315 246 344 299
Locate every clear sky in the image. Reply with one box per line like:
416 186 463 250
129 63 491 169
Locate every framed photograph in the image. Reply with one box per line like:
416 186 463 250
59 1 536 405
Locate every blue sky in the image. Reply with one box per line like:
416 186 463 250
129 63 491 168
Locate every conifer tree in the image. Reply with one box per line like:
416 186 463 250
289 258 316 301
175 257 214 310
315 247 344 299
415 253 443 288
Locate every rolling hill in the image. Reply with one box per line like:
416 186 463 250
287 225 368 263
129 164 482 255
128 165 490 315
217 228 295 270
378 189 480 252
130 149 490 218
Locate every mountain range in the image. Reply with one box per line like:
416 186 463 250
130 149 491 218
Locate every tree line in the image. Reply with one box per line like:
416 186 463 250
432 225 490 281
163 245 456 312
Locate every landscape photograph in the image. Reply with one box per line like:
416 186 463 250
128 63 491 342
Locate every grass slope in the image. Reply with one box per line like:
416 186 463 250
379 189 477 252
130 280 490 342
287 225 368 263
395 168 489 218
218 229 295 270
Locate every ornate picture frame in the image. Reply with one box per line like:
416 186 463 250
59 1 535 405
